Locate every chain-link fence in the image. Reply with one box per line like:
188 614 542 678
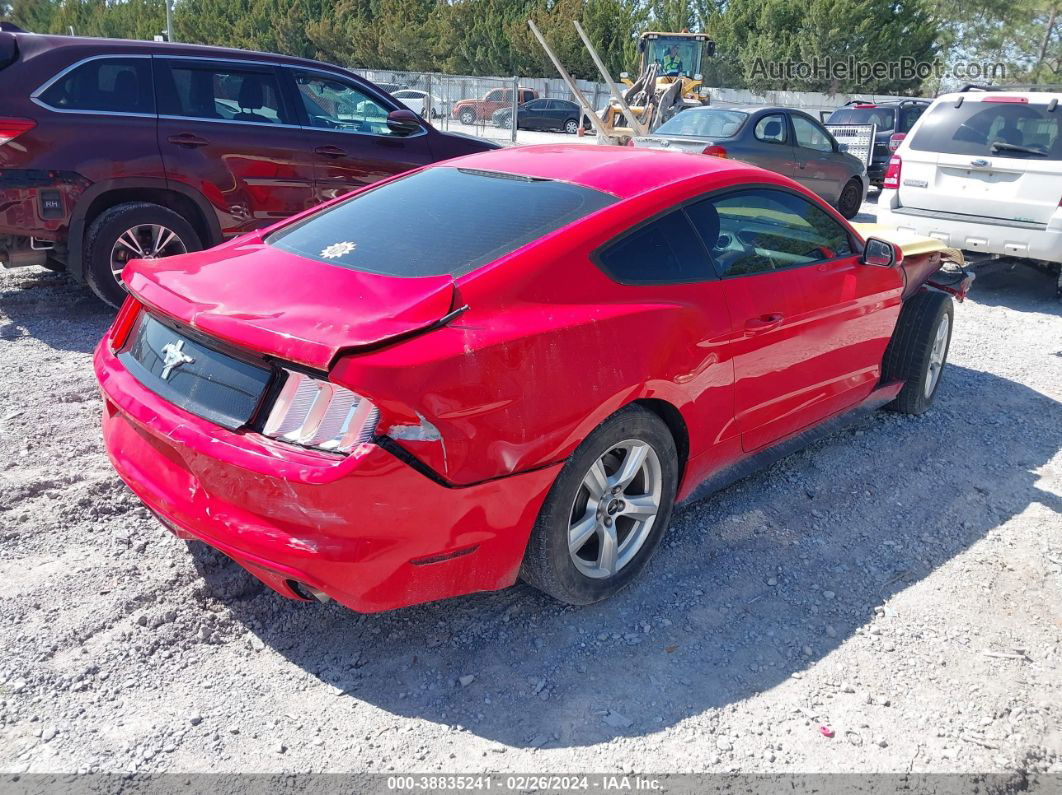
354 68 612 145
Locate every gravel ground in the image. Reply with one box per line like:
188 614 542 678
0 196 1060 777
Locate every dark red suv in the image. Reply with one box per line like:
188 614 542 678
0 29 498 305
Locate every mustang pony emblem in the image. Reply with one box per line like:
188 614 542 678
160 340 194 380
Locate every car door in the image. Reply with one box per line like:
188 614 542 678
154 57 317 237
790 112 847 203
685 186 898 452
285 69 436 203
740 112 797 178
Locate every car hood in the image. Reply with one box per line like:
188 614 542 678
123 239 456 371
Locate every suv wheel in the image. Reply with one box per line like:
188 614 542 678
85 202 201 308
459 108 477 125
520 405 678 605
837 178 863 220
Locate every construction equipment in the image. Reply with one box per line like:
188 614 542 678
529 21 715 144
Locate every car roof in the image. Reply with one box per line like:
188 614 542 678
442 144 763 200
12 31 352 73
935 90 1062 102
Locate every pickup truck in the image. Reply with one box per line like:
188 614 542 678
451 87 538 125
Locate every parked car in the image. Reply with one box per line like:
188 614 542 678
492 98 584 134
0 31 498 306
95 145 970 613
633 106 868 218
451 87 537 125
392 88 443 119
877 88 1062 296
824 98 930 187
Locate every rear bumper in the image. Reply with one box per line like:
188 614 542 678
94 339 561 613
878 194 1062 265
0 170 87 244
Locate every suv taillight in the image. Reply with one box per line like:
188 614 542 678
883 156 902 190
888 133 906 152
0 117 35 146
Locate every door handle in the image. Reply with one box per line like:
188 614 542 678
745 313 784 334
167 133 208 148
314 145 346 158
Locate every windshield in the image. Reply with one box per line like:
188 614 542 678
645 38 703 78
267 168 617 278
827 107 895 131
655 109 747 138
909 100 1062 160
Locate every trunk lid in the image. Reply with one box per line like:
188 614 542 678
123 239 456 370
636 136 718 155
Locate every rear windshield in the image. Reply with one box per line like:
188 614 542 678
267 167 616 277
826 107 895 131
655 109 747 138
908 100 1062 160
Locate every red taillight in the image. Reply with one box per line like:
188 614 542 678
983 96 1028 103
883 155 902 190
109 296 142 351
703 145 728 158
888 133 906 152
0 117 35 146
625 138 635 147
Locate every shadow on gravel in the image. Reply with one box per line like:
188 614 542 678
964 259 1062 316
0 268 111 353
191 358 1062 750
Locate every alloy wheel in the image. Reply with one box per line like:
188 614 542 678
110 224 187 285
564 119 579 134
925 313 950 398
568 440 662 579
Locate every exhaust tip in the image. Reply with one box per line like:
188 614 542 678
286 579 331 603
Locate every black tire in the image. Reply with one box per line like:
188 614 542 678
84 202 201 308
520 405 678 605
563 118 579 134
837 178 863 219
459 108 476 125
882 290 954 415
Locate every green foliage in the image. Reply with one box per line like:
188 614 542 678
2 0 1057 92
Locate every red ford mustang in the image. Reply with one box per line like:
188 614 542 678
94 145 970 612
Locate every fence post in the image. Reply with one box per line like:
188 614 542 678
425 72 433 122
511 75 519 143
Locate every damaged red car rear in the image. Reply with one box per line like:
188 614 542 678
94 145 970 612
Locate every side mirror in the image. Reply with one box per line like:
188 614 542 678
862 237 898 267
386 109 423 136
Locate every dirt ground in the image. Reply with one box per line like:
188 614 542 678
0 198 1059 777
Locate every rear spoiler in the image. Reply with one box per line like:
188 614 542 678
0 30 18 70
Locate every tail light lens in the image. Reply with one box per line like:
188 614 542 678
625 138 635 147
109 297 142 351
262 370 378 454
703 145 728 157
883 155 902 190
888 133 906 152
0 117 35 146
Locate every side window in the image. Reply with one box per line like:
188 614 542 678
292 72 395 135
754 114 787 144
520 90 535 103
596 211 713 285
484 89 503 102
793 115 834 152
37 57 153 114
687 188 852 277
523 99 545 110
160 63 288 124
899 106 924 133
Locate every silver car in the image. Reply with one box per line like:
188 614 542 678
633 106 868 219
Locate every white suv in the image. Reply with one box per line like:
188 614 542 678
877 89 1062 294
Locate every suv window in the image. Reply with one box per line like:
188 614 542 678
37 57 153 115
792 115 834 152
754 114 787 144
597 211 713 284
687 189 852 277
159 63 289 124
827 106 895 131
267 167 615 278
293 71 395 135
484 89 504 102
909 100 1062 160
898 105 925 133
